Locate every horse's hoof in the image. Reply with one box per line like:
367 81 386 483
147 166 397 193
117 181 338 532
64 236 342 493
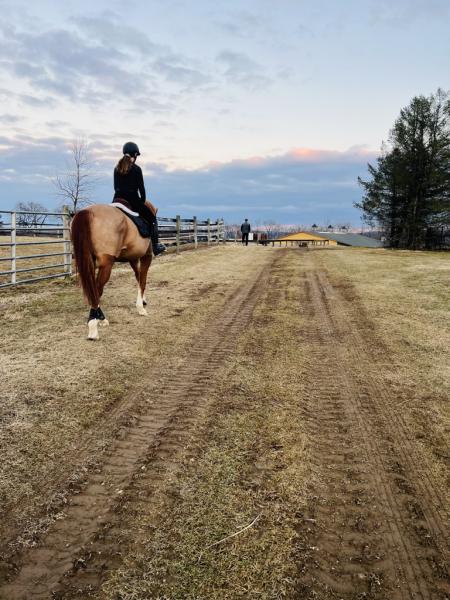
138 308 148 316
100 319 109 326
87 319 100 340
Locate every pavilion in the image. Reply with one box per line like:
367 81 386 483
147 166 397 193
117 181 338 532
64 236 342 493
271 232 338 247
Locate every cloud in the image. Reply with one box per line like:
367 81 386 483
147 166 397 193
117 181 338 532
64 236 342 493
216 50 272 90
0 14 212 110
71 12 168 57
369 0 450 25
215 10 270 38
0 132 375 223
0 113 20 124
153 57 212 88
0 87 58 109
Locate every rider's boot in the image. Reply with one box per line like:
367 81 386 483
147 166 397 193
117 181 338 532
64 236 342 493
150 222 166 256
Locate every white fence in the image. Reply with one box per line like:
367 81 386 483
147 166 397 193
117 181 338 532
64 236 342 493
0 209 72 289
0 209 225 289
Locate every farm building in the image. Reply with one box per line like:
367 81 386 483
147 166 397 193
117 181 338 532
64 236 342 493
272 231 383 248
315 232 384 248
272 232 338 247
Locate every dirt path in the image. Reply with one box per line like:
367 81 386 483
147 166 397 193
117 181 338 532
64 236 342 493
0 247 448 599
0 249 277 600
296 253 449 600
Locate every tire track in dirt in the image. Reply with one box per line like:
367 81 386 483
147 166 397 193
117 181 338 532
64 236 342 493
0 251 280 600
296 252 449 600
316 269 449 533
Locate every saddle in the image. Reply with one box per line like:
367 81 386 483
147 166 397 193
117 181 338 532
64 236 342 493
111 199 151 238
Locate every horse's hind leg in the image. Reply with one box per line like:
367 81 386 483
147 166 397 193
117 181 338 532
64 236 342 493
88 255 114 339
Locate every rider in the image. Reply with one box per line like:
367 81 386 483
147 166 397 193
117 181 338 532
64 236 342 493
114 142 166 256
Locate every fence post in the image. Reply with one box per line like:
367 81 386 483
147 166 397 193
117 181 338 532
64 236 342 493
62 205 72 276
207 218 211 246
193 216 198 249
11 212 16 285
176 215 181 254
219 218 225 244
216 218 220 244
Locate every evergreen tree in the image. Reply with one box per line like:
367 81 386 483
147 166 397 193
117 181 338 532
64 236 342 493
356 89 450 249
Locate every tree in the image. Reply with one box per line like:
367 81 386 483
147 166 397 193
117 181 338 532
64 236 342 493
15 201 49 228
357 89 450 249
54 139 98 213
260 220 286 239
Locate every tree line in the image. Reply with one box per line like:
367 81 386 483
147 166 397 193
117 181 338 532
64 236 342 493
357 89 450 249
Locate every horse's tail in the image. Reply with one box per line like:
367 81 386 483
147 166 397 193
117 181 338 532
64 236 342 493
71 209 99 307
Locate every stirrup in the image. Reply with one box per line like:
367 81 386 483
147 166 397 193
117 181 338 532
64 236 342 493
154 243 167 256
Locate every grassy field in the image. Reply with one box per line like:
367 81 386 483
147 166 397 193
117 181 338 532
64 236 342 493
0 245 448 599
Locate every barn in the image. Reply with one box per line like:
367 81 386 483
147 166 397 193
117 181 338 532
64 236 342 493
271 232 338 247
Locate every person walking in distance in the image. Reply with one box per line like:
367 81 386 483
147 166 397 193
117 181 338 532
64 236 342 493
241 218 251 246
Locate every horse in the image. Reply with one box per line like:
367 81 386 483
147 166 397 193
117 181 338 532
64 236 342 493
70 203 155 340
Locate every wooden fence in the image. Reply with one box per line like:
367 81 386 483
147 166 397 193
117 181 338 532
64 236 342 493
0 208 225 289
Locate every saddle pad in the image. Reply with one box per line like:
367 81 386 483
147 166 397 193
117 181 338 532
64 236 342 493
111 202 151 238
110 202 139 217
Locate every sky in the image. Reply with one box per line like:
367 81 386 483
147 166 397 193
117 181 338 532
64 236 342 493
0 0 449 225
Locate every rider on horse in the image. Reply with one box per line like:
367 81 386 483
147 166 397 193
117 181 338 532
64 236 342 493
114 142 166 256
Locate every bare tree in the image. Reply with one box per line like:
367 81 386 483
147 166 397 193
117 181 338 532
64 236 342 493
54 139 98 213
261 221 287 239
223 222 241 240
15 201 49 228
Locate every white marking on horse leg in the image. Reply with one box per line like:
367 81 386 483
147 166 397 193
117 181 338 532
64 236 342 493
87 319 99 340
136 288 148 316
100 319 109 326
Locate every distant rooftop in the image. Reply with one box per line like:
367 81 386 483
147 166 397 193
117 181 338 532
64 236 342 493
275 232 331 242
316 232 384 247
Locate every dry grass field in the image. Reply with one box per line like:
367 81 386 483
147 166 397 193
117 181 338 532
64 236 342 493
0 236 69 287
0 245 448 599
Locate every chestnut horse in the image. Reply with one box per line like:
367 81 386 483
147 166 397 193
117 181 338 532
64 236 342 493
70 203 154 340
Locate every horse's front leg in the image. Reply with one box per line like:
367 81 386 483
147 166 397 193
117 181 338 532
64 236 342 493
131 252 152 316
140 251 152 312
130 259 146 316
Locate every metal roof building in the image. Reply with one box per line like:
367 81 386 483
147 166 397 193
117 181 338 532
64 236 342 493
315 232 383 248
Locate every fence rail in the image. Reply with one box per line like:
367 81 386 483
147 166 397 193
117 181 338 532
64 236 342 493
0 208 225 289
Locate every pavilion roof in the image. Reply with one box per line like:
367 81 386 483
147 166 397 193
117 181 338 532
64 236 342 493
275 231 331 242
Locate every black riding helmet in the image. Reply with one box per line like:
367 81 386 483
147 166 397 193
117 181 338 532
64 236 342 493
122 141 140 157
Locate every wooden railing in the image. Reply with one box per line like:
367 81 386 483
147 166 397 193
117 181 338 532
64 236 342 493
0 209 225 289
